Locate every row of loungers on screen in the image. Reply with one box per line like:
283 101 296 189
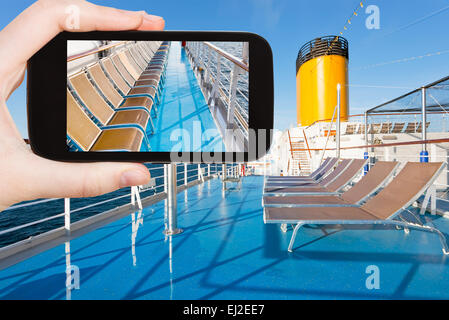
345 121 430 135
67 41 170 152
263 157 448 254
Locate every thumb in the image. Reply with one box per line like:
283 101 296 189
12 154 151 201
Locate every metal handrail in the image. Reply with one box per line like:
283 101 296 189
303 110 448 130
4 198 59 211
302 129 312 158
203 42 249 71
185 41 249 144
296 35 348 73
67 41 128 62
291 137 449 152
0 163 222 242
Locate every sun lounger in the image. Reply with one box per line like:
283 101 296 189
416 121 430 133
267 158 337 183
344 123 357 135
130 45 166 70
136 43 153 62
263 162 448 254
68 71 156 134
391 122 405 133
127 46 149 70
264 159 366 194
368 123 381 134
404 122 418 133
98 43 168 104
66 89 148 152
265 159 351 188
265 159 353 187
379 122 392 134
263 161 399 207
112 53 165 88
87 63 159 113
101 57 160 99
356 124 365 135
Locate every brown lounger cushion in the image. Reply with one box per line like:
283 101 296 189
91 128 143 151
102 58 131 94
88 64 123 107
120 96 153 111
265 206 378 222
264 195 347 205
341 161 397 204
127 86 156 98
108 109 149 129
67 90 143 152
138 74 161 82
361 162 443 219
134 79 159 87
263 161 398 206
112 55 136 85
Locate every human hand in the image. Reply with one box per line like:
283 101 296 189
0 0 165 211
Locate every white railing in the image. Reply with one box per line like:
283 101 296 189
0 163 229 245
184 41 249 150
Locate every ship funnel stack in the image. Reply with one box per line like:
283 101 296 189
296 36 349 126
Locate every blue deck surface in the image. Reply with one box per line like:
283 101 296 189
1 175 449 300
149 42 225 152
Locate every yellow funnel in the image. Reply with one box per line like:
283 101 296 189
296 36 349 127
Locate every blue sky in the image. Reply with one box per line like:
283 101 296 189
3 0 449 137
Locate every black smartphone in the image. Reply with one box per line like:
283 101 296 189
27 31 274 163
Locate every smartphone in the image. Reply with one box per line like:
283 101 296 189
27 31 273 163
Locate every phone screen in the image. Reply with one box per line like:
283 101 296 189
66 40 249 153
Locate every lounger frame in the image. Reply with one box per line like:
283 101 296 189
263 161 400 205
263 159 359 193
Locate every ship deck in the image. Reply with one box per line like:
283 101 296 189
149 41 225 152
1 175 449 300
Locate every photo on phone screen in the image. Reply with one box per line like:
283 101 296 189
66 40 249 153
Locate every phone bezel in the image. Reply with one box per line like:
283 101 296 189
27 31 273 163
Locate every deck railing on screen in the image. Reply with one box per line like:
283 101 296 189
184 41 249 152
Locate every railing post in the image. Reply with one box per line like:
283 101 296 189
205 45 210 82
131 187 135 206
208 164 211 177
196 42 199 62
336 83 341 159
227 64 240 128
215 54 221 99
184 163 188 185
198 164 201 181
364 111 369 175
209 53 221 106
163 164 183 236
64 198 70 235
420 86 429 162
242 42 249 64
222 164 227 190
131 186 143 210
164 164 168 193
